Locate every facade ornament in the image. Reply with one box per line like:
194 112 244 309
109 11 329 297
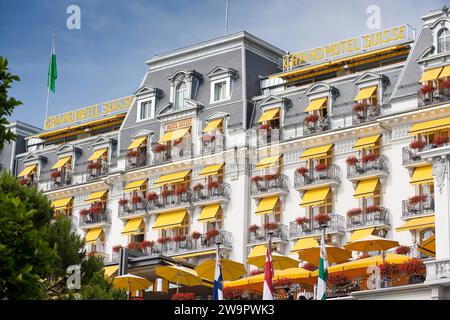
433 156 448 194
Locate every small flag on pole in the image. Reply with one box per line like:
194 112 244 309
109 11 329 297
47 34 57 93
213 254 223 300
262 246 274 300
316 230 329 300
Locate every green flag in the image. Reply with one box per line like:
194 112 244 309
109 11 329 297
47 36 57 93
317 230 328 300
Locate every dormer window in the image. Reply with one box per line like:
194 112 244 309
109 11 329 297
175 82 186 109
438 28 450 53
134 86 163 122
168 70 203 109
137 99 154 121
213 80 227 102
207 67 237 104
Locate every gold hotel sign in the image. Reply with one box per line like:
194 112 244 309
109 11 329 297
166 118 193 131
282 25 414 71
44 96 133 130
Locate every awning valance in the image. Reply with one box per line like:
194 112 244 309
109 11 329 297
51 156 71 170
255 196 279 216
255 155 282 169
349 228 375 243
88 148 107 161
354 86 378 101
410 166 433 186
52 197 73 210
17 164 37 177
304 98 328 113
154 170 191 187
199 164 224 177
153 210 187 230
128 136 147 150
408 117 450 135
354 178 379 199
173 250 216 259
122 218 144 235
85 228 104 244
420 67 442 83
158 127 190 144
198 203 221 223
258 108 280 123
418 235 436 257
124 179 147 192
291 237 319 253
300 187 331 207
203 119 223 132
84 190 108 204
299 144 333 161
353 135 381 151
396 216 435 232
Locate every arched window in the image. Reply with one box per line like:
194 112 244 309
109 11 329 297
174 82 186 109
438 28 450 53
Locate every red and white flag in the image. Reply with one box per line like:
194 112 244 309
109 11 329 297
262 246 274 300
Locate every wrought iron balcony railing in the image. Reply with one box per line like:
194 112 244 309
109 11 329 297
402 143 449 166
152 143 194 165
126 153 148 170
79 208 111 227
201 134 226 155
347 155 389 179
402 196 435 219
418 87 450 107
86 163 109 182
248 224 288 245
118 199 148 218
352 103 381 125
191 181 230 204
146 189 191 211
250 174 289 196
294 165 341 188
346 207 391 229
302 116 331 136
256 127 282 147
50 170 73 189
289 214 345 238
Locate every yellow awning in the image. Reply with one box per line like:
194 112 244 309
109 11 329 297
85 228 104 244
173 250 216 259
354 86 378 101
255 196 279 216
153 210 187 230
203 119 223 132
396 216 435 232
255 155 282 169
408 117 450 135
199 164 224 177
353 135 381 151
439 65 450 79
17 164 37 177
103 265 119 277
87 148 107 161
354 178 379 199
420 67 443 83
300 187 331 207
248 245 268 259
292 237 319 252
51 156 71 169
258 108 280 123
52 197 73 210
300 144 333 161
158 127 190 143
127 136 147 150
418 236 436 257
198 203 221 223
153 170 191 187
304 97 328 113
349 228 375 243
84 190 108 204
122 218 144 235
124 179 147 192
410 166 433 186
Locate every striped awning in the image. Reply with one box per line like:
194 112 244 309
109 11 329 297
353 135 381 151
199 164 224 177
354 86 378 101
154 170 191 187
396 216 435 232
17 164 37 177
153 210 187 230
420 67 442 83
258 108 280 123
124 179 147 192
88 148 107 161
300 145 333 161
408 117 450 135
128 136 147 150
84 190 108 204
255 196 279 215
300 187 331 207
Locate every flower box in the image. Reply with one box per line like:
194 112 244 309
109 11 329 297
249 224 260 233
395 246 411 255
400 259 426 276
302 262 317 271
79 208 90 216
172 234 186 242
131 195 142 205
127 242 141 250
420 84 435 95
140 240 154 249
161 189 173 198
87 162 101 170
193 183 204 192
171 292 195 300
346 156 359 166
205 229 220 240
314 213 331 225
353 103 365 113
112 245 122 253
273 277 291 288
347 208 363 218
207 181 220 189
146 192 158 201
191 231 201 240
19 178 29 186
259 124 271 130
262 174 279 181
329 274 351 288
175 185 187 195
157 237 170 244
202 134 216 143
51 170 61 179
152 143 166 153
263 222 279 231
223 288 244 300
118 198 128 207
304 114 319 124
126 150 139 158
409 195 427 205
251 176 263 183
314 163 328 172
295 217 310 225
361 153 378 163
433 134 448 147
409 140 426 150
442 79 450 89
296 167 309 175
89 202 104 215
366 205 381 213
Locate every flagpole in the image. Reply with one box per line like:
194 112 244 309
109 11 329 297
225 0 230 36
45 32 55 120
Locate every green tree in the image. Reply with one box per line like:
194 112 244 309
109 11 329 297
0 57 22 148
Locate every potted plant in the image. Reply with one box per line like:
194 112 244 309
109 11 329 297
259 124 271 130
152 143 166 153
361 152 378 163
79 208 90 217
410 140 426 150
328 274 351 294
272 277 291 289
90 202 104 215
202 134 216 143
302 262 317 271
304 114 319 124
87 162 101 170
172 234 186 242
157 237 169 245
207 181 220 190
420 84 434 95
409 195 427 205
248 224 260 234
118 198 128 207
400 259 426 284
251 176 263 183
171 292 196 300
191 231 201 240
126 150 139 158
314 213 331 227
296 167 309 175
366 205 381 213
51 170 61 180
395 246 411 255
131 195 142 205
146 192 158 201
19 178 29 186
295 217 309 225
161 189 172 199
175 185 186 196
223 287 244 300
314 163 328 172
193 183 204 192
112 245 122 253
263 222 279 231
347 208 363 218
433 134 448 147
205 229 220 241
127 242 141 251
346 156 359 166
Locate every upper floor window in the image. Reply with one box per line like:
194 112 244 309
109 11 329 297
175 82 186 109
438 28 450 53
137 99 154 121
213 81 227 102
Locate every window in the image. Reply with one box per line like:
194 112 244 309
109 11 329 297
438 28 450 53
213 81 227 102
137 100 153 121
175 82 186 109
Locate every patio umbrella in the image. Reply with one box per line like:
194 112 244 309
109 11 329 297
195 258 246 282
247 246 299 270
156 265 203 293
112 274 151 299
297 245 352 265
344 235 399 253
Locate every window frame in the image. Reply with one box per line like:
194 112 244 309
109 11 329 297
136 98 155 122
210 78 232 104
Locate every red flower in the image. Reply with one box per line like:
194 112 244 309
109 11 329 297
262 174 279 181
173 138 183 146
118 198 128 207
250 269 264 276
146 192 158 201
361 153 378 163
248 224 260 233
127 242 141 250
223 287 244 300
157 237 170 244
172 234 186 242
87 162 101 170
131 195 142 205
202 134 216 143
191 231 201 240
126 150 139 158
205 229 220 240
409 140 426 150
395 246 411 255
251 176 263 183
304 114 319 123
175 185 187 195
314 213 331 225
171 292 196 300
409 195 427 205
140 240 154 249
295 217 310 225
366 205 381 213
89 202 104 215
433 134 448 146
347 208 363 217
302 262 317 271
112 245 122 253
152 143 166 153
79 208 90 216
296 167 308 175
263 222 278 231
400 259 426 276
346 156 359 166
379 262 400 277
314 163 328 172
420 84 435 95
442 79 450 89
353 103 365 112
161 189 172 198
259 124 271 130
51 170 61 179
207 181 220 189
19 178 29 186
273 277 291 288
328 274 351 287
193 183 204 192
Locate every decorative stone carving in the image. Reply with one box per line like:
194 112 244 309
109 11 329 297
433 156 448 194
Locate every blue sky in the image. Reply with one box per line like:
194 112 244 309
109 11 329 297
0 0 447 129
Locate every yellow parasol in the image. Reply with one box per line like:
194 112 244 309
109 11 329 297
247 245 299 270
156 265 203 293
344 235 399 252
297 245 352 265
195 258 246 282
112 273 151 299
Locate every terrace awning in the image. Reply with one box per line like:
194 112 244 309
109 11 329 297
51 197 73 210
354 178 379 199
158 127 190 143
418 236 436 257
410 166 433 186
153 170 191 187
408 117 450 135
396 216 435 232
127 136 147 150
291 237 319 253
122 218 144 235
203 119 223 132
84 190 108 204
255 155 282 169
300 187 331 207
152 210 187 230
124 179 147 192
349 228 375 243
304 97 327 113
198 203 221 223
51 156 71 169
258 108 280 123
199 164 224 177
299 144 333 161
419 67 442 83
85 228 104 244
439 65 450 79
353 135 381 151
354 86 378 101
87 148 107 161
255 196 279 215
17 164 37 177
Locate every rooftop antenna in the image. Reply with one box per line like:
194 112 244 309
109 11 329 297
225 0 230 36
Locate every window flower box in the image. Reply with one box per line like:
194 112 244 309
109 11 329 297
191 231 201 240
175 185 187 196
251 176 263 183
112 245 122 253
152 144 166 153
353 103 365 113
193 183 204 192
126 150 139 158
157 237 170 244
259 124 271 130
410 140 426 150
87 162 101 170
361 153 378 163
314 213 331 226
118 198 128 207
146 192 158 201
314 163 328 172
202 134 216 143
433 134 448 147
51 170 61 179
131 195 142 205
366 205 381 213
347 208 363 218
296 167 309 175
304 114 319 124
346 156 359 166
161 189 173 198
207 181 220 190
409 195 427 205
19 178 29 186
205 229 220 241
420 84 435 95
79 208 90 216
263 222 279 231
249 225 260 233
295 217 310 225
172 234 186 242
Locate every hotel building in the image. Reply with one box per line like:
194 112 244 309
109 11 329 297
15 6 450 300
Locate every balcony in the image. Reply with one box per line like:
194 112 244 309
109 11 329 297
346 207 391 230
302 115 330 136
126 150 148 170
118 198 148 219
79 208 111 229
418 87 450 108
50 170 72 189
18 176 38 189
201 134 225 155
256 127 281 147
191 181 230 205
289 214 345 239
86 162 109 182
402 142 449 167
248 223 288 245
352 103 380 125
152 143 193 165
294 164 341 190
402 196 435 219
250 174 289 198
347 155 389 180
146 188 191 213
